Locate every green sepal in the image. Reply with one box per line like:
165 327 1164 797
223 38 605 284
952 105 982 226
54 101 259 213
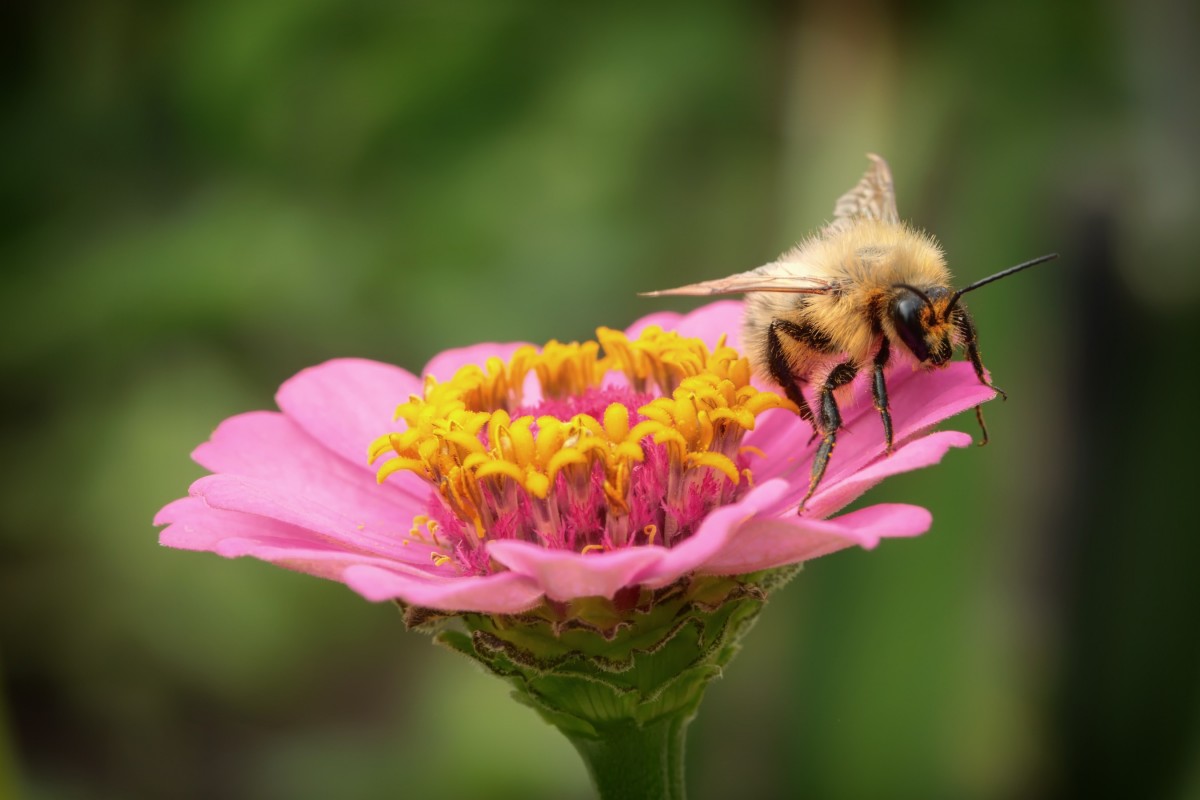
418 574 765 730
400 571 793 799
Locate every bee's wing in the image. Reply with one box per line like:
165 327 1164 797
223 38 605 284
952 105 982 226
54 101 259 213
641 262 833 297
824 153 900 234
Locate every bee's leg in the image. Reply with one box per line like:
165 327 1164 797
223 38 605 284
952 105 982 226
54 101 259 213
800 361 859 512
870 337 894 454
766 319 816 428
954 309 1002 446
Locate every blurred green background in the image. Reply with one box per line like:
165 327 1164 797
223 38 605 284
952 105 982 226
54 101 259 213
2 1 1198 798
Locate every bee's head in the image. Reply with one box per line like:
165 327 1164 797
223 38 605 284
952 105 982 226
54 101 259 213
889 285 955 366
889 254 1061 367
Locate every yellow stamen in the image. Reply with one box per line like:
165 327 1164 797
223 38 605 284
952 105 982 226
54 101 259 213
687 452 741 484
371 325 793 542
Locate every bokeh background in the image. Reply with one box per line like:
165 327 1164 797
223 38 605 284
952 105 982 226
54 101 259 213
2 2 1198 798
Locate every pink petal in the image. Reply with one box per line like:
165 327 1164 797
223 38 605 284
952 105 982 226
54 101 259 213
741 406 812 480
188 474 429 565
696 502 932 575
671 300 746 351
275 358 423 473
752 362 995 492
341 564 544 613
805 431 973 518
158 497 440 583
156 496 240 547
486 475 797 601
486 540 673 602
166 492 521 608
854 360 992 441
624 310 683 339
421 342 534 383
193 410 427 516
633 479 798 589
818 365 993 488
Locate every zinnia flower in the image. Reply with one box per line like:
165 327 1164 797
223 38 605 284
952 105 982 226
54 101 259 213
155 299 995 799
156 300 992 615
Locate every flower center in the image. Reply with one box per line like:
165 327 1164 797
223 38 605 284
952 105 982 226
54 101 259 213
369 326 793 574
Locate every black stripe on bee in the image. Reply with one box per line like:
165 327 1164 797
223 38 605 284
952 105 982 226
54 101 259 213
773 318 837 353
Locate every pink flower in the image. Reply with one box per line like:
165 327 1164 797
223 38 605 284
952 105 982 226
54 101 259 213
156 301 994 614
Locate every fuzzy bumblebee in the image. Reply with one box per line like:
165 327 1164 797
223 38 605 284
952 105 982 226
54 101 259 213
645 155 1056 510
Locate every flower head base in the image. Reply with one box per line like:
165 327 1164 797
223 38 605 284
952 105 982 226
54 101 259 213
369 327 793 577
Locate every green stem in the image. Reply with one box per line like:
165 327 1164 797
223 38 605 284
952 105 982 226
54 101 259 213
564 714 691 800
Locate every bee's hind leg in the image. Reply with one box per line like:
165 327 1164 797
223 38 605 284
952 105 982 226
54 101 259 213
871 338 894 453
800 361 859 513
954 309 1002 446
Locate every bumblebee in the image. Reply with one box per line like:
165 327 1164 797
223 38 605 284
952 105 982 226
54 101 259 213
645 154 1056 510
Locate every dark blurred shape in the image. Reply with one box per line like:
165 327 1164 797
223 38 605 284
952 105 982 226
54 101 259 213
1049 205 1200 800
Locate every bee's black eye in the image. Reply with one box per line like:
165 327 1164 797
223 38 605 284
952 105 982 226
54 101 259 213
891 291 931 362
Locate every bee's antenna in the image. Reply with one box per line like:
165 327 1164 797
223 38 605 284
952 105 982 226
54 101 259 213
946 253 1059 315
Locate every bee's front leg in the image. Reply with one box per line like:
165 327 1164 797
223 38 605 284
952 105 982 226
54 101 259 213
800 361 859 513
953 309 1001 446
871 337 894 453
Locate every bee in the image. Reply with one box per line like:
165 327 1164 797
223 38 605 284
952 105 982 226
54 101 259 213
644 154 1056 511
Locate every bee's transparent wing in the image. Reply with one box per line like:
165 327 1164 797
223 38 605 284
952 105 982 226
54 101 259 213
641 262 832 296
644 155 899 297
824 153 900 234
